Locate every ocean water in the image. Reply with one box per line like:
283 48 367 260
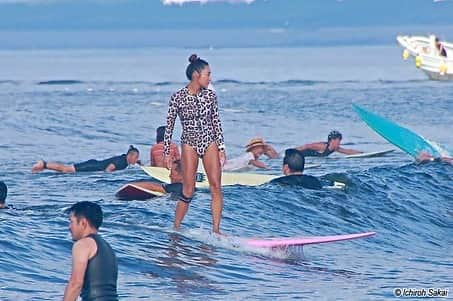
0 46 452 300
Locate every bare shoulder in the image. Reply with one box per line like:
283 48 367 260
73 236 97 258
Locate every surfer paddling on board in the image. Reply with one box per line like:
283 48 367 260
223 137 278 171
163 54 226 234
295 130 363 157
126 160 184 195
270 149 323 189
32 145 140 173
150 126 180 167
416 152 453 164
63 201 118 301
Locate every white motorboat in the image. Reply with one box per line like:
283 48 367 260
397 35 453 80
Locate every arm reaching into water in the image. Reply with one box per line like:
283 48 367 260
249 159 269 170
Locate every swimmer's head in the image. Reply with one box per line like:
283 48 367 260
67 201 103 241
0 181 7 208
328 130 342 149
127 145 140 165
156 126 166 143
170 160 183 183
186 54 211 88
282 148 305 175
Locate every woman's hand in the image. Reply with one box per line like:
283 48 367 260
219 151 227 168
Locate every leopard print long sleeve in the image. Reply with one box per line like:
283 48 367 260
164 87 225 157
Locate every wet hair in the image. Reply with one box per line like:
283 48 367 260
186 54 209 80
127 145 139 155
156 126 166 143
283 149 305 172
67 201 103 229
172 160 182 174
328 130 342 142
0 181 7 204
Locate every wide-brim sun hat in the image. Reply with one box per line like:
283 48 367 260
245 137 267 152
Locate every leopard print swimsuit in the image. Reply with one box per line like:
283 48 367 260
164 87 225 157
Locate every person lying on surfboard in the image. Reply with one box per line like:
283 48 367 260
270 148 323 190
223 137 279 171
150 126 180 167
126 160 184 195
31 145 140 173
295 130 363 157
416 152 453 164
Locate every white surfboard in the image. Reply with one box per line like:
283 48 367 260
245 232 376 248
141 166 279 188
344 149 395 159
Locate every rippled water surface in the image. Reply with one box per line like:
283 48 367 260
0 46 452 300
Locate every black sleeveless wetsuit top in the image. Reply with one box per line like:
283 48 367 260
74 154 128 172
299 143 334 157
270 174 323 190
80 234 118 301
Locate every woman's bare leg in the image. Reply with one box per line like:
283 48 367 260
174 144 198 230
202 143 223 234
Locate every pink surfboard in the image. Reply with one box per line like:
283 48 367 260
245 232 376 248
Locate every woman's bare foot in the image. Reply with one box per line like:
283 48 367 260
31 160 45 173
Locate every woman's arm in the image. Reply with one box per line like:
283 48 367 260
164 94 178 157
336 147 363 155
249 159 269 170
211 92 226 152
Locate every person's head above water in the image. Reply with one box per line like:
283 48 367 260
156 126 166 143
169 160 183 183
186 54 211 89
126 145 140 165
0 181 7 209
327 130 343 149
282 149 305 175
66 201 103 241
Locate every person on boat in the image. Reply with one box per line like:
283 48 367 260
63 201 118 301
416 152 452 164
295 130 363 157
126 160 184 195
270 149 322 190
223 137 278 171
150 126 180 167
163 54 226 234
0 181 7 209
435 37 447 57
32 145 140 173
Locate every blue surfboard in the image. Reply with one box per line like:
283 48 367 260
353 104 439 158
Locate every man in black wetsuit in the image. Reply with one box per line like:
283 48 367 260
126 160 183 195
295 130 362 157
32 145 140 173
63 201 118 301
270 149 323 190
0 181 7 209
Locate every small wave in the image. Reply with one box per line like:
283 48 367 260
0 80 19 85
37 80 84 85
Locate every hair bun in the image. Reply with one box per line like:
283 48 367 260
188 54 199 63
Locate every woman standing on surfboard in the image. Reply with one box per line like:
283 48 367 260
163 54 226 234
295 130 362 157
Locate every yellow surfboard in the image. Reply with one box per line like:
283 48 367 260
141 166 278 188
